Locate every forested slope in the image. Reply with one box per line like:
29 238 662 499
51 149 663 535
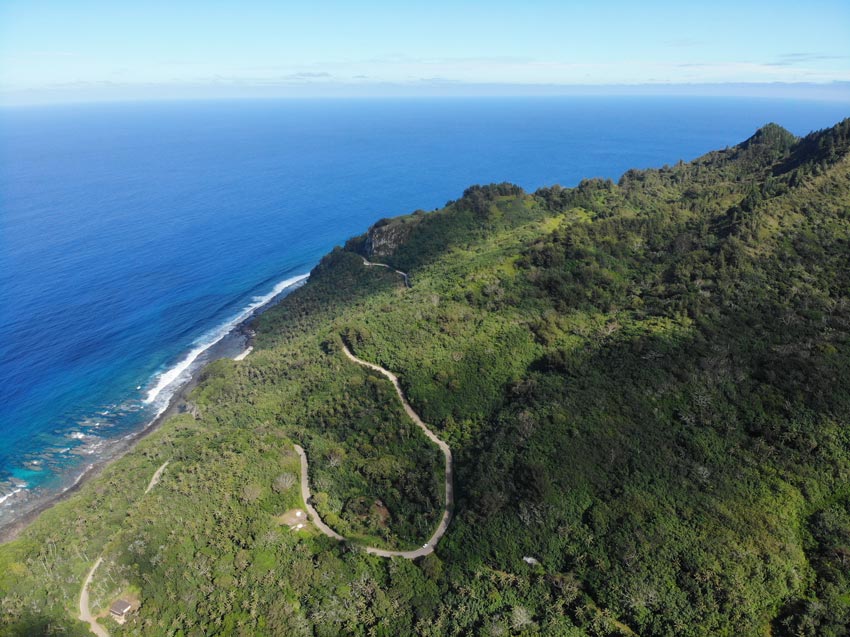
2 119 849 636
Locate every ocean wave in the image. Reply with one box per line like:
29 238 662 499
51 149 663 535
0 272 308 529
0 484 27 507
81 439 106 455
143 273 308 407
64 465 94 491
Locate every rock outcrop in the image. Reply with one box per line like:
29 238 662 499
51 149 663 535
364 219 416 259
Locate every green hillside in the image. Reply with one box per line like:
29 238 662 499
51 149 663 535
2 119 849 636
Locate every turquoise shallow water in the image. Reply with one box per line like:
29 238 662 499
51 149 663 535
0 97 847 526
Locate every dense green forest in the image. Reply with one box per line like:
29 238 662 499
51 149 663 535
2 119 849 636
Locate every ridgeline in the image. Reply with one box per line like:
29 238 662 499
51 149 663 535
2 119 850 636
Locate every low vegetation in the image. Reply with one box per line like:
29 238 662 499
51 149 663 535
2 119 849 636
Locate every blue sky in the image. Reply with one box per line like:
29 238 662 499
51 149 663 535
2 0 849 104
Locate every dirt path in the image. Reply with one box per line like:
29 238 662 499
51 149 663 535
79 557 108 637
295 344 453 559
144 461 169 495
361 257 410 288
79 461 169 635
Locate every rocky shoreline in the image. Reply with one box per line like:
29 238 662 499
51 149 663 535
0 277 306 544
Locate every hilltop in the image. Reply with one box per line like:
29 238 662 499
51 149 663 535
2 119 850 636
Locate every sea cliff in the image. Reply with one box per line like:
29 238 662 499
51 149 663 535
2 119 850 637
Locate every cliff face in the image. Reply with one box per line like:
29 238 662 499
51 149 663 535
364 219 416 259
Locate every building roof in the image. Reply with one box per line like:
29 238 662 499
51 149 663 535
110 600 132 615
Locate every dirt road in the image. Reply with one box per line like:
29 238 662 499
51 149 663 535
79 557 108 637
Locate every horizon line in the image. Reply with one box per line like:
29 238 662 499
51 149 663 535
3 80 850 108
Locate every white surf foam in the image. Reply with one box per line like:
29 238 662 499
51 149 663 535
0 485 27 506
63 465 93 492
143 273 309 406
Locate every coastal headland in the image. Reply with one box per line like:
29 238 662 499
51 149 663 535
3 120 850 636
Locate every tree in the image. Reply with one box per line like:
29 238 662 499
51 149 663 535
273 473 296 493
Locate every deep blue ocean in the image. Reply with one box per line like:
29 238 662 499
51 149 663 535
0 97 847 526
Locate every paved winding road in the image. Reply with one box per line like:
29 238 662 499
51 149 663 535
293 444 345 541
294 339 454 559
78 257 445 637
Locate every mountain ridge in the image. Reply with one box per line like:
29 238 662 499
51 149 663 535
2 119 849 637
